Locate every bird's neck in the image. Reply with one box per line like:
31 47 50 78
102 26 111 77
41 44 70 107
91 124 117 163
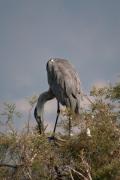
36 90 54 120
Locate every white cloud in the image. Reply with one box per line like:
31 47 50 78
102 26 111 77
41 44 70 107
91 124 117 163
92 80 108 89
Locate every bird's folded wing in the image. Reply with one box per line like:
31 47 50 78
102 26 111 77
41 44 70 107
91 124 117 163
46 59 81 100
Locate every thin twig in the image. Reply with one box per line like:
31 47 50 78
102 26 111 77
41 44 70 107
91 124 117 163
0 163 23 169
82 93 94 105
66 166 88 180
69 167 74 180
80 155 92 180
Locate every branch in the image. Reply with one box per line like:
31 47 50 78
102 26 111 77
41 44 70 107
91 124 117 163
82 93 94 105
66 166 88 180
68 167 74 180
80 155 92 180
0 163 23 169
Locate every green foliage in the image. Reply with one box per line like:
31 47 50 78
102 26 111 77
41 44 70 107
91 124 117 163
0 103 21 122
108 82 120 100
90 82 120 101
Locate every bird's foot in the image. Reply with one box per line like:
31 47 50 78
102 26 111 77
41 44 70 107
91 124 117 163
48 135 57 142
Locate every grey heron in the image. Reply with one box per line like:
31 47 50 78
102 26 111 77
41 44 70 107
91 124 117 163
34 58 81 135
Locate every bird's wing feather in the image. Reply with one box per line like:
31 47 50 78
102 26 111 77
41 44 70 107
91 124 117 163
46 59 81 109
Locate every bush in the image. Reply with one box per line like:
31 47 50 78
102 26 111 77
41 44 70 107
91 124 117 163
0 83 120 179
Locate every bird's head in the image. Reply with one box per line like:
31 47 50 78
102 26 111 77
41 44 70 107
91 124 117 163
34 90 55 134
34 106 44 134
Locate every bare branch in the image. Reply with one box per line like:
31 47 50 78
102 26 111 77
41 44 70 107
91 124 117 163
66 166 88 180
68 167 74 180
0 163 23 169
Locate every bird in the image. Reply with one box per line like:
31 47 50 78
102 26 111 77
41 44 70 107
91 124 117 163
34 58 81 135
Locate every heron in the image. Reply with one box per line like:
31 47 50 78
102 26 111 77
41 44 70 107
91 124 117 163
34 58 81 136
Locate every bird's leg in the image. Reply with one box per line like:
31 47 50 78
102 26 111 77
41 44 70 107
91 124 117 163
52 101 60 136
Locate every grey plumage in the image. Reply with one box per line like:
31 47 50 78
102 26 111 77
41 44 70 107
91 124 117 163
47 58 81 113
34 58 81 134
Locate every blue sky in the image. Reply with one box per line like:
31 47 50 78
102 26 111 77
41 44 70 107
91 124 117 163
0 0 120 129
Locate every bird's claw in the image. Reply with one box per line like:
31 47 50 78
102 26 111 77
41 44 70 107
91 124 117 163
48 135 57 141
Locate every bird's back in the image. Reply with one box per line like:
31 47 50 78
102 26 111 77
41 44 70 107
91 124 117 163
46 58 81 114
